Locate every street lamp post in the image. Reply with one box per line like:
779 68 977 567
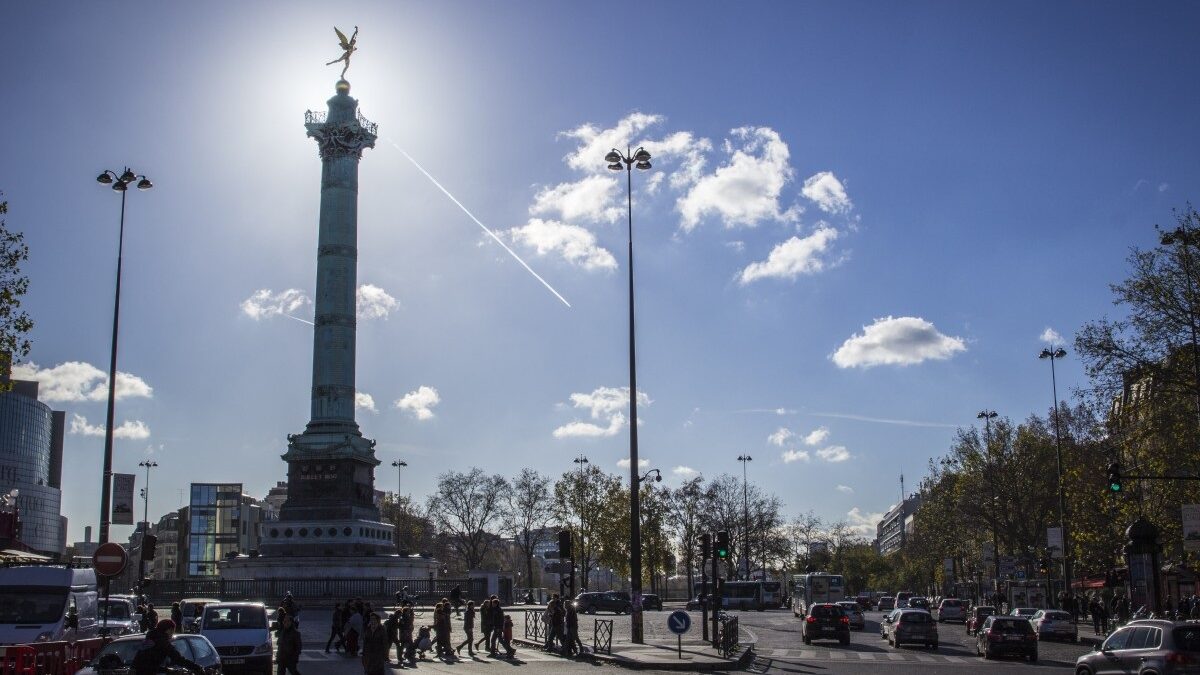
573 454 588 589
95 168 153 545
606 145 651 643
138 460 158 530
1039 346 1072 602
977 410 1001 585
737 455 753 579
391 459 408 497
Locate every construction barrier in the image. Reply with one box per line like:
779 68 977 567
0 646 36 675
2 638 108 675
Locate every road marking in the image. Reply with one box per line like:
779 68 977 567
772 648 788 656
887 652 906 660
829 650 847 659
857 652 875 659
943 655 966 663
915 654 936 661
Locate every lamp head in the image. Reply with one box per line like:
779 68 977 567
136 178 153 191
633 148 651 162
119 169 137 183
1054 347 1067 359
635 161 651 170
607 162 623 171
111 181 128 192
96 172 114 185
604 150 622 164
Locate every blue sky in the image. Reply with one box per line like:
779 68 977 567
3 2 1198 545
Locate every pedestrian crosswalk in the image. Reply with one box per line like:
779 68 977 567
766 647 970 664
298 648 562 665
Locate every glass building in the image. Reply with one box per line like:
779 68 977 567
187 483 242 576
0 375 65 556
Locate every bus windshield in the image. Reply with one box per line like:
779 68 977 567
0 586 68 624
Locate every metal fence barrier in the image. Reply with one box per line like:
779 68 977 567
718 614 739 657
144 577 490 607
523 610 546 643
593 619 613 655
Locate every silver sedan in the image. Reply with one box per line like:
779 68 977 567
836 601 865 629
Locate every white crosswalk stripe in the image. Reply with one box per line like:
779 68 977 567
765 648 979 664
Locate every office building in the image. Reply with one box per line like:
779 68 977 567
0 358 66 556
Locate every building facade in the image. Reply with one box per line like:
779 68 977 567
876 496 923 556
187 483 242 576
0 367 66 556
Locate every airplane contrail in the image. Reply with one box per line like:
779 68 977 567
284 314 315 326
387 139 571 308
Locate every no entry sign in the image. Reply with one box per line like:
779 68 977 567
92 542 128 577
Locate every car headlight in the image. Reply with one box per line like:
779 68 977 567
254 641 272 655
35 631 53 642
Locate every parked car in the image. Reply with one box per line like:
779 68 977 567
1075 620 1200 675
882 609 938 649
936 598 965 623
835 601 865 630
876 597 895 612
1009 607 1040 620
97 597 140 636
574 592 632 615
975 615 1037 662
199 602 272 675
76 631 223 675
1030 609 1077 642
639 594 663 611
966 606 996 635
908 597 931 611
180 598 221 634
685 595 707 611
802 603 850 645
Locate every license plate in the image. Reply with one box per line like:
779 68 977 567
224 658 245 664
822 627 835 632
1005 636 1021 641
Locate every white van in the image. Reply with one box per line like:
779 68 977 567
0 566 98 644
199 602 272 675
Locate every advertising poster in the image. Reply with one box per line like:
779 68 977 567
1184 505 1200 552
112 473 135 525
1047 527 1064 559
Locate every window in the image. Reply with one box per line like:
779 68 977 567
1127 627 1160 649
1102 628 1132 651
186 637 215 661
1173 627 1200 651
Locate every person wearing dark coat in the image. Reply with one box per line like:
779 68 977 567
476 597 494 652
399 604 416 666
171 603 183 631
275 614 303 675
360 613 389 675
132 620 203 675
384 610 400 664
326 603 345 653
455 601 476 657
489 599 505 654
450 585 463 616
566 601 582 655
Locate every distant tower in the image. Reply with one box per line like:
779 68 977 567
260 80 393 557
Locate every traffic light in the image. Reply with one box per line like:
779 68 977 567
558 530 572 559
1106 462 1123 492
700 533 711 559
1038 557 1049 575
715 531 730 559
141 534 158 561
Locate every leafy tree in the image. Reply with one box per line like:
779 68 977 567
553 464 621 589
503 468 556 590
0 197 32 380
425 468 509 571
666 477 706 595
379 493 436 556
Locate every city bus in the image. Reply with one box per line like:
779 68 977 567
791 572 846 617
761 581 783 609
721 580 765 611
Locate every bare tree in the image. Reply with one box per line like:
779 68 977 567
426 468 509 571
667 476 706 596
503 468 556 590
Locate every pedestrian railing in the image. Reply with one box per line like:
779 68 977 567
523 610 547 643
145 576 490 606
593 619 613 655
718 614 739 658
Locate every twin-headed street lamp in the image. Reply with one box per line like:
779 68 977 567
606 146 651 644
976 410 1001 583
391 459 408 497
737 455 753 579
1039 345 1072 601
96 168 153 545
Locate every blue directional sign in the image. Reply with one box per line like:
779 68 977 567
667 610 691 635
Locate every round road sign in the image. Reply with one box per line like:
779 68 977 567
667 610 691 635
92 542 128 577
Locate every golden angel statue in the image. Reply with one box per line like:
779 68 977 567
326 26 359 80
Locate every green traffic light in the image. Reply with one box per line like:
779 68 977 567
1110 482 1122 492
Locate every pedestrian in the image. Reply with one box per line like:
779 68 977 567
276 614 302 675
171 602 182 631
384 610 400 664
500 615 517 658
415 625 433 659
437 602 454 657
546 594 564 652
1192 595 1200 620
450 584 463 617
131 620 204 675
344 606 364 656
490 598 505 655
566 599 582 656
456 601 476 657
326 603 345 653
476 595 494 653
281 592 299 622
144 604 160 632
361 613 389 675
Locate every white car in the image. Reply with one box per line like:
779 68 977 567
199 602 272 675
1030 609 1077 642
936 598 965 623
98 597 140 636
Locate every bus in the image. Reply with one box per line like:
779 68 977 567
790 572 846 617
761 581 783 609
721 581 765 611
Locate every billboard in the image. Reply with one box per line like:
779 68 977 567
111 473 135 525
1183 505 1200 552
1047 527 1064 559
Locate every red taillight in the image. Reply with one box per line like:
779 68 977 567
987 630 1001 641
840 616 849 625
806 616 817 624
1166 652 1195 665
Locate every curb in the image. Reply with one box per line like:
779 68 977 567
512 637 754 671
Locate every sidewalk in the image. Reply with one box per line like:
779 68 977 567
512 634 755 671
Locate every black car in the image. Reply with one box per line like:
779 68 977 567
975 615 1037 662
639 594 663 611
574 591 633 614
802 603 851 646
78 632 223 675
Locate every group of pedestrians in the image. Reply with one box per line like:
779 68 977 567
324 597 375 656
135 602 160 633
541 594 583 656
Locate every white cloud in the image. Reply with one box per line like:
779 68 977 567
616 458 650 469
673 466 699 478
832 316 966 368
12 361 153 403
553 386 651 439
1159 183 1170 193
836 485 854 494
677 127 800 232
768 428 794 446
817 446 851 462
357 284 399 320
560 113 665 173
782 449 811 463
801 171 852 214
355 392 378 413
69 413 150 440
394 386 440 421
509 218 617 271
775 408 794 416
1040 327 1063 344
241 288 310 320
803 427 830 446
845 507 885 538
530 175 622 224
739 226 839 284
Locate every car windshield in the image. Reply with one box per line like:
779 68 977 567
93 640 144 666
991 619 1032 634
1042 611 1070 621
0 586 67 624
837 603 858 611
1173 626 1200 651
204 606 267 629
99 601 131 620
941 600 962 607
